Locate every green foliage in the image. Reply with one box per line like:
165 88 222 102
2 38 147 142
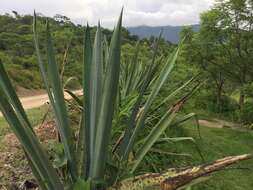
1 13 168 89
0 12 197 190
194 91 238 113
169 120 253 190
179 0 253 121
0 60 64 189
237 102 253 125
73 179 91 190
0 4 252 189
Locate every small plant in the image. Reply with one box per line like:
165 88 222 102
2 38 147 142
0 10 252 190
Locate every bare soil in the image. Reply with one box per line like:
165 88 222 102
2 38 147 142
0 89 83 116
16 86 46 98
199 119 242 130
0 121 57 189
199 119 224 128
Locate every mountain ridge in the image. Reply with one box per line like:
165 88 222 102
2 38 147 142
127 24 200 44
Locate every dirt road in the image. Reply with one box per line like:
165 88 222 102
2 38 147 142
199 120 224 128
0 89 83 116
199 119 242 129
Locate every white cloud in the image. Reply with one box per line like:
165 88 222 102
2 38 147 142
0 0 214 28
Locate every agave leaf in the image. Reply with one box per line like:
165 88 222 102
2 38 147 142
118 35 162 158
33 12 54 100
73 179 91 190
33 12 60 132
103 35 110 72
118 61 158 157
171 113 198 127
76 116 85 177
82 24 93 178
167 112 204 162
149 148 192 157
89 22 103 170
33 15 77 180
25 152 48 190
60 35 72 81
141 56 163 89
158 137 195 143
170 82 203 140
63 76 79 89
46 20 77 180
0 60 32 130
0 58 56 189
64 89 83 108
124 42 140 96
91 10 123 180
131 108 177 172
153 77 195 111
0 88 63 190
122 45 181 161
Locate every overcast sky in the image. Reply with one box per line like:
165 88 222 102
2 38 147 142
1 0 215 28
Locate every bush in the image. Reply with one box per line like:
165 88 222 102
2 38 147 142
237 102 253 125
194 91 238 113
8 68 42 89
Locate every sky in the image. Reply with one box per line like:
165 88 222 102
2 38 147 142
1 0 215 28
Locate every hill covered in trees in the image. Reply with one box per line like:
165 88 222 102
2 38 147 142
0 12 174 89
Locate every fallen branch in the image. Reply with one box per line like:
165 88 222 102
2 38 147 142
111 153 253 190
161 153 253 190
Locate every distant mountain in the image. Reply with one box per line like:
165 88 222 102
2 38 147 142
127 24 200 44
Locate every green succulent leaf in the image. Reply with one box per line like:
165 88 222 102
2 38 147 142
91 10 123 180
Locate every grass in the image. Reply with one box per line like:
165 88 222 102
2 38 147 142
0 105 49 140
0 105 253 189
184 107 239 123
164 120 253 190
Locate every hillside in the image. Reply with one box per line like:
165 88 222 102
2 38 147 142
0 14 174 90
0 14 88 89
127 24 200 43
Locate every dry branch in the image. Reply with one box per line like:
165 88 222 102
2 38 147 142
111 153 253 190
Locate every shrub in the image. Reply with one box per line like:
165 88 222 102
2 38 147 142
194 91 237 113
237 102 253 125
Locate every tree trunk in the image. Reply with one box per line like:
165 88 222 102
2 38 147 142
214 72 224 113
239 90 245 110
216 82 223 113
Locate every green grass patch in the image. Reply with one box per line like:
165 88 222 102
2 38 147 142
166 121 253 190
1 104 253 189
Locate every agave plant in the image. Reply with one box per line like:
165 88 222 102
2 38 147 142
0 11 252 190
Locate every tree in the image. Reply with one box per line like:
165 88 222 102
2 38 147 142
181 0 253 110
180 26 227 112
201 0 253 108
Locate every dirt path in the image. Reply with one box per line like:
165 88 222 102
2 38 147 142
199 120 224 128
199 119 242 129
0 89 83 116
1 89 243 131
